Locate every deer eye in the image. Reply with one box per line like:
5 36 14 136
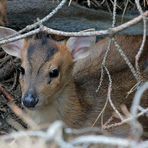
49 69 59 78
19 66 25 75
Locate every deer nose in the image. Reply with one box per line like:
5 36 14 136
22 93 38 108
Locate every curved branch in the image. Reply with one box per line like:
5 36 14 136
0 11 147 46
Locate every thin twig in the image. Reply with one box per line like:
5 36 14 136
2 121 64 140
0 0 67 42
103 115 114 127
103 107 148 129
130 82 148 139
104 66 124 121
113 38 140 82
87 0 91 7
19 0 67 33
96 38 113 92
65 127 104 135
8 103 39 130
121 0 130 23
112 0 117 27
135 0 147 82
9 69 19 91
93 39 113 127
71 135 134 147
0 84 38 129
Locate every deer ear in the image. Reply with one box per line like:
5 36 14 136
0 27 25 58
66 36 96 61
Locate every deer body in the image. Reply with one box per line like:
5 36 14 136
0 27 148 130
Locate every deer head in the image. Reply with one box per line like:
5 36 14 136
0 27 96 109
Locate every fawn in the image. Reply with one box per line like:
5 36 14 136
0 27 148 134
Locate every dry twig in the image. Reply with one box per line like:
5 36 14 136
0 84 38 129
0 11 147 45
130 82 148 140
135 0 147 82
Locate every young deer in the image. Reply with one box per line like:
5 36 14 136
0 27 148 132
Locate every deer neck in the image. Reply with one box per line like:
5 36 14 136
55 79 91 128
26 78 90 128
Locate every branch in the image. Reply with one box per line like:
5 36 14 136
0 11 147 46
0 84 13 102
71 135 133 147
135 0 147 82
0 0 67 41
130 82 148 139
103 107 148 130
111 11 148 34
18 0 67 34
0 84 38 129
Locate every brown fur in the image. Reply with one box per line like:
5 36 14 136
20 35 148 134
0 0 7 26
72 36 148 128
